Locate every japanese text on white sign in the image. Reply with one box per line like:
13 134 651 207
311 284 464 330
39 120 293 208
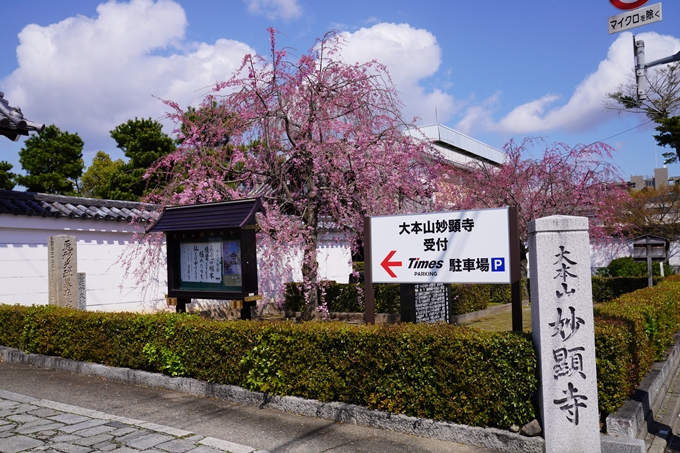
180 242 223 283
370 208 511 284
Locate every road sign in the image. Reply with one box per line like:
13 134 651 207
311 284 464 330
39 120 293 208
369 207 512 284
610 0 649 10
608 2 661 34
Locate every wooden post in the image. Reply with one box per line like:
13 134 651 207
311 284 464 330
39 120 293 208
364 216 375 325
176 297 190 313
509 206 522 332
647 244 653 288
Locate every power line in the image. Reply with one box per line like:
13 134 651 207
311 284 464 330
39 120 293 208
594 119 655 144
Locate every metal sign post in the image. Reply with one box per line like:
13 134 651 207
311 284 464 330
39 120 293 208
364 216 375 325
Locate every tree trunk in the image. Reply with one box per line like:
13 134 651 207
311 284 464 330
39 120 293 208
301 232 320 320
301 198 320 320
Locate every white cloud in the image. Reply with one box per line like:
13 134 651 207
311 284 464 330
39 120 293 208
454 93 499 135
338 23 456 124
456 31 680 136
2 0 255 154
244 0 302 21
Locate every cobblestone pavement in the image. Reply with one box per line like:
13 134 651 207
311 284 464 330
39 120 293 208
0 390 268 453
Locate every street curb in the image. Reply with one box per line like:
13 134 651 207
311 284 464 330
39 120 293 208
0 345 543 453
606 331 680 447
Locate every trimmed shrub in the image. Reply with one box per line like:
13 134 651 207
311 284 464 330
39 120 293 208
283 282 400 313
594 276 680 416
374 284 400 313
598 256 672 278
0 304 537 429
489 284 513 306
594 319 635 415
449 284 489 315
4 276 680 423
285 281 511 315
592 276 664 302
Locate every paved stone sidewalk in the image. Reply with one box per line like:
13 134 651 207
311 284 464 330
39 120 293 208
0 390 268 453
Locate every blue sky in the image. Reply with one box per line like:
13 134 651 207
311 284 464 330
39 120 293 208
1 0 679 185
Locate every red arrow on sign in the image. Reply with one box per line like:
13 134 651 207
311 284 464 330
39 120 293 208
609 0 649 10
380 250 402 278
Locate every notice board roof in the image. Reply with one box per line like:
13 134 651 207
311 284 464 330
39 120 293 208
147 198 265 233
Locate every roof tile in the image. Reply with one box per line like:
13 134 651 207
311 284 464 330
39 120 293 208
0 190 159 224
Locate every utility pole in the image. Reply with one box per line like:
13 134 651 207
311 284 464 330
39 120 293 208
634 37 680 101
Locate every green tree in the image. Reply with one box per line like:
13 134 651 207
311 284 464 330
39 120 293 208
79 151 124 198
15 125 84 194
105 118 175 201
607 63 680 163
654 116 680 160
0 161 15 190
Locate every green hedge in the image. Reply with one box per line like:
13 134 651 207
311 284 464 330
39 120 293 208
592 276 665 302
3 277 680 425
594 319 635 415
449 284 490 315
0 304 536 428
284 277 656 312
284 281 513 315
283 282 400 314
593 276 680 414
597 256 672 277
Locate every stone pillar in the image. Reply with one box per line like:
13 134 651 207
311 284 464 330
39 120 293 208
77 272 86 311
48 235 79 309
528 216 600 453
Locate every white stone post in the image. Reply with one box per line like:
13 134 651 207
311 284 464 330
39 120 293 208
529 216 600 453
48 235 79 309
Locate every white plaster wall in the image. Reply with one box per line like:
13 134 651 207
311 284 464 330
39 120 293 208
316 232 352 284
0 215 166 312
589 237 680 271
590 238 632 269
1 214 353 312
256 233 352 286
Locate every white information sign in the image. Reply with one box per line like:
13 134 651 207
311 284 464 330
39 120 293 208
180 242 223 283
608 3 661 34
370 208 511 284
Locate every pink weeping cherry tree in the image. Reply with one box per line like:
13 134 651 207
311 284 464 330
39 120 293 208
435 137 631 280
128 29 439 316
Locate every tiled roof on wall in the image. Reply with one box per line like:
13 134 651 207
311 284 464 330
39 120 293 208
0 190 159 224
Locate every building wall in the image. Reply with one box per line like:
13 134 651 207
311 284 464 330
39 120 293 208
0 214 352 311
316 239 352 283
590 237 680 273
0 215 167 312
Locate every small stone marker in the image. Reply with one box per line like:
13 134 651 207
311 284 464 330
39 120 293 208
528 216 600 453
78 272 86 311
415 284 450 323
400 283 450 323
48 235 79 309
